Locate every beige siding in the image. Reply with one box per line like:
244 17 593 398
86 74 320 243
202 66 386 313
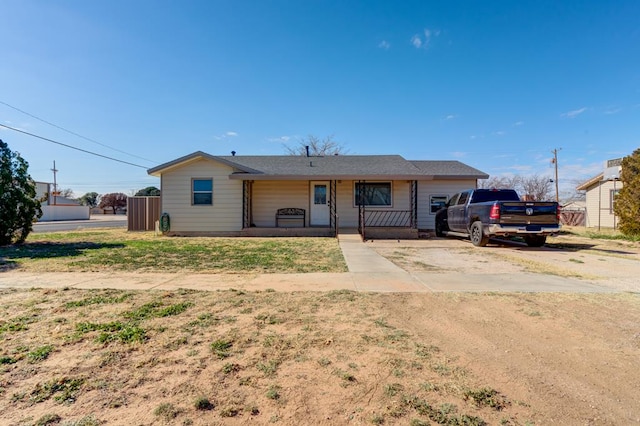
252 181 309 226
160 171 478 232
584 180 622 228
417 180 477 230
335 180 357 227
161 159 243 232
335 180 410 228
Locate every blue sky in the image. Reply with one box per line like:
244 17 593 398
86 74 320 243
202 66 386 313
1 0 638 200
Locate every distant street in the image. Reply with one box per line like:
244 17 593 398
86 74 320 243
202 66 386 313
32 215 127 233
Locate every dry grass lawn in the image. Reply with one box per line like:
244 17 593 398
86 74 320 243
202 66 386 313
0 230 346 274
1 287 639 425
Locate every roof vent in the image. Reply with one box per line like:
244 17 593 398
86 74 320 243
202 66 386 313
309 161 313 167
231 151 236 156
305 145 310 157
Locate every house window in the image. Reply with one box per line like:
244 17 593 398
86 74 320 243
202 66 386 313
610 189 620 213
354 182 392 206
430 195 448 214
192 178 213 205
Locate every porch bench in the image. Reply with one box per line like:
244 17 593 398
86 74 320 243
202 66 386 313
275 208 306 227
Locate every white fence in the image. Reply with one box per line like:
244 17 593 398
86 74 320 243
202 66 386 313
39 205 90 222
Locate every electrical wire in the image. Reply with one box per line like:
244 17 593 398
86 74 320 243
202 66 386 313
0 99 157 164
0 123 148 169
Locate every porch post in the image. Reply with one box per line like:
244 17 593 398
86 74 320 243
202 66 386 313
329 180 338 237
357 180 365 240
242 180 253 229
410 180 418 229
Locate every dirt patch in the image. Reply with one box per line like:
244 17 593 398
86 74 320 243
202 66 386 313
1 288 639 425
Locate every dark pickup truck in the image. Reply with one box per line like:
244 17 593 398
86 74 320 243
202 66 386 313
435 189 561 247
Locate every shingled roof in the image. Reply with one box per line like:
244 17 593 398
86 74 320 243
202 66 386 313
148 151 488 180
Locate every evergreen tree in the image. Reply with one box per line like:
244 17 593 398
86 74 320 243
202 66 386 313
134 186 160 196
78 192 100 207
0 139 42 245
614 148 640 236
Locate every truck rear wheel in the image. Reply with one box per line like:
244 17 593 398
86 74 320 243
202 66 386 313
470 221 489 247
525 235 547 247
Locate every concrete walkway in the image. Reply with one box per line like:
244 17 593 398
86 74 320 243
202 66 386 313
337 232 427 292
0 233 617 293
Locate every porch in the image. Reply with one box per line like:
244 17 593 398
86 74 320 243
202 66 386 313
240 179 419 239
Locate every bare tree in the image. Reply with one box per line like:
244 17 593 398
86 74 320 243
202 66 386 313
479 174 554 201
560 178 587 204
57 188 75 198
520 174 554 201
478 175 522 190
285 135 347 156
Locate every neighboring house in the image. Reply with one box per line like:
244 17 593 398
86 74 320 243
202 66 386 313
576 159 623 228
34 181 90 222
148 152 488 238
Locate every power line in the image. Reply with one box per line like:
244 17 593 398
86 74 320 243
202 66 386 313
0 99 157 164
0 123 148 169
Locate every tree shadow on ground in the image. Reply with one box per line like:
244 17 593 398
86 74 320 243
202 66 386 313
495 238 637 256
544 242 637 256
0 242 125 272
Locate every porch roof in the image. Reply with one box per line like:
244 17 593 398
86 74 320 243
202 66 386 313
576 173 604 191
148 151 488 180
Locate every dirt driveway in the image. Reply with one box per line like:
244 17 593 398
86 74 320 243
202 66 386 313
367 232 640 292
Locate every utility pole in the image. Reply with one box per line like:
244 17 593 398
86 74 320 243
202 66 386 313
551 149 561 203
51 161 58 206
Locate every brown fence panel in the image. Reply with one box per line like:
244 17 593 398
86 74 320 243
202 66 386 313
127 196 161 231
560 210 585 227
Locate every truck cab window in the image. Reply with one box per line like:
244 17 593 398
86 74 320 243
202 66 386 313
457 192 469 205
447 193 460 207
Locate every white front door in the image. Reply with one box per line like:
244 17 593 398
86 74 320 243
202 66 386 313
310 181 330 226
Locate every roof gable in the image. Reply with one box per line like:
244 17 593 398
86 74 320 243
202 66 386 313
147 151 261 176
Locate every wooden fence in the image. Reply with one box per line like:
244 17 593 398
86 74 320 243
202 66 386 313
127 196 161 231
560 210 585 227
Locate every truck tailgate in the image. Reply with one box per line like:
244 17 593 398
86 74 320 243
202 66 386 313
498 202 558 225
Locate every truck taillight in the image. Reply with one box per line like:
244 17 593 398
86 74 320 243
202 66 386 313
490 204 500 220
557 205 561 221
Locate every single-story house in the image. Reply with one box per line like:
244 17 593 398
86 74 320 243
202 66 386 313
147 152 488 238
576 173 623 229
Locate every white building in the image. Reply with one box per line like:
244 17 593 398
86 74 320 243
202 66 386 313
576 158 623 229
